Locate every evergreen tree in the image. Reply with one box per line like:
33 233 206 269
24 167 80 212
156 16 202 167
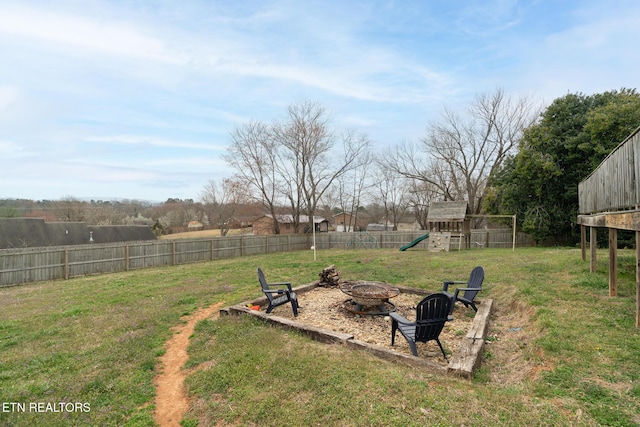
485 89 640 243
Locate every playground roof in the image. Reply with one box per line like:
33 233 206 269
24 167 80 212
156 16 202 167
427 201 470 222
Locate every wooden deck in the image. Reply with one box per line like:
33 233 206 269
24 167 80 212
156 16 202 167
577 126 640 327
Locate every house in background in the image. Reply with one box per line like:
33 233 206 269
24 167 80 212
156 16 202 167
333 211 371 232
0 218 157 249
365 214 420 232
396 214 421 231
333 212 354 232
252 214 329 235
187 220 204 230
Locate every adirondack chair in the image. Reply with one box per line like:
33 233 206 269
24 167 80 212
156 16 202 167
442 266 484 315
257 267 299 316
390 293 451 360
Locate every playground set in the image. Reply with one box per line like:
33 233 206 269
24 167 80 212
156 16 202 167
400 201 471 252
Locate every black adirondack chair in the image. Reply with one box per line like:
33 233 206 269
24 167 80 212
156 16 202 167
257 267 299 316
442 266 484 315
390 293 451 360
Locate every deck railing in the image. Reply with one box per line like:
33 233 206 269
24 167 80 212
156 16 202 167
578 127 640 214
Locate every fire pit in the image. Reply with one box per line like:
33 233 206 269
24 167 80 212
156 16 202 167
339 281 400 315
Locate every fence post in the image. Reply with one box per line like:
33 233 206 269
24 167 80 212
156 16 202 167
125 244 129 271
211 239 214 261
172 241 176 265
64 249 69 280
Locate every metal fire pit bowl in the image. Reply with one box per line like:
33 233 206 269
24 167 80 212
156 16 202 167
339 281 400 315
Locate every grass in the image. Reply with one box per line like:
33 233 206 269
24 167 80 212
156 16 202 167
1 247 639 426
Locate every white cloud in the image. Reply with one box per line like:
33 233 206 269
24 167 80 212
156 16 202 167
85 135 226 151
143 157 228 168
0 4 184 64
0 140 30 158
0 85 21 110
1 0 638 201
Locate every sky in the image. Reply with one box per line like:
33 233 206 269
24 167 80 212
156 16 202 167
1 0 638 203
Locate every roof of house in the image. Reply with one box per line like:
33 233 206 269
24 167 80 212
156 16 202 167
0 218 156 249
87 225 157 244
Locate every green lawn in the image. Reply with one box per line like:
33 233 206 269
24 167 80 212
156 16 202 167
1 247 639 426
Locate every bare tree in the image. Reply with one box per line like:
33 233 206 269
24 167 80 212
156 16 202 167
224 101 371 234
224 120 282 234
57 197 86 222
200 178 243 236
334 148 373 232
272 101 371 232
364 202 386 225
272 101 331 233
383 89 540 214
407 180 440 230
155 199 203 231
86 201 120 225
371 161 410 230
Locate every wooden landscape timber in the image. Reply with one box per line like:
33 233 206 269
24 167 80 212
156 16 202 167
447 297 493 378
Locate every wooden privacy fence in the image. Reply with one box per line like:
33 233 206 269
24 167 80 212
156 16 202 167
0 230 534 287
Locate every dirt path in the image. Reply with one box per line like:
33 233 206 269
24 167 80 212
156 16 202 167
153 302 224 427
